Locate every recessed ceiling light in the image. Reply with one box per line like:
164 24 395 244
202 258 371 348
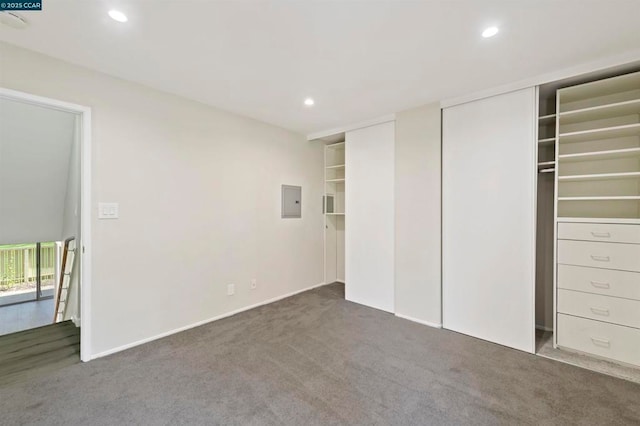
108 10 128 23
304 98 315 107
482 26 499 38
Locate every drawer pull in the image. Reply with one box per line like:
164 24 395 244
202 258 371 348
590 255 610 262
590 336 611 348
590 232 611 238
590 281 611 289
590 306 610 316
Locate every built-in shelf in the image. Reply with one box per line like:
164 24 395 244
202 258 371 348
558 196 640 201
539 168 555 174
326 164 345 170
558 123 640 144
538 161 556 167
326 178 345 183
326 142 345 149
559 98 640 125
559 147 640 163
558 217 640 224
558 171 640 182
538 137 556 145
559 72 640 106
325 213 345 216
538 114 556 122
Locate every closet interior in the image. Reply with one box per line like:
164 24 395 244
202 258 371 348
536 67 640 369
323 136 346 285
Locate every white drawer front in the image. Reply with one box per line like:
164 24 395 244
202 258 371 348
558 222 640 244
558 314 640 366
558 289 640 328
557 240 640 272
558 264 640 301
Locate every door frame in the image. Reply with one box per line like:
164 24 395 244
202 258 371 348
0 87 93 362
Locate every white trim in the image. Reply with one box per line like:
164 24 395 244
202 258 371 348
91 282 328 360
0 87 92 363
440 49 640 108
395 313 442 329
335 279 345 284
307 114 395 141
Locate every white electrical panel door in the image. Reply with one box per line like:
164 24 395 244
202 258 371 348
443 88 537 353
345 121 395 313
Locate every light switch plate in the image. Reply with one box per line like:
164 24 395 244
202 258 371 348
98 202 119 219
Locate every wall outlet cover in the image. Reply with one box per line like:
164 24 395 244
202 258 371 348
227 284 235 296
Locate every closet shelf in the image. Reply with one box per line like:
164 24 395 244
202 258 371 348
559 98 640 125
558 171 640 182
538 137 556 145
326 178 345 183
559 147 640 163
326 164 345 170
325 213 345 216
558 123 640 143
558 217 640 225
538 114 556 122
539 168 555 174
538 161 556 167
326 142 345 149
558 72 640 105
558 196 640 201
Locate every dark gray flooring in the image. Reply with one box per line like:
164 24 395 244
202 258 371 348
0 320 80 386
1 283 639 425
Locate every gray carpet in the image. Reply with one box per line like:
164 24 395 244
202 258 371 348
1 283 639 425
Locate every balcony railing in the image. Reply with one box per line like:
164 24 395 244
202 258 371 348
0 243 57 304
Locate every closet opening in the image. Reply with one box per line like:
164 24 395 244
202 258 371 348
534 64 640 383
323 134 346 286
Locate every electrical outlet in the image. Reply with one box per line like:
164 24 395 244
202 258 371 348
250 279 257 290
227 284 235 296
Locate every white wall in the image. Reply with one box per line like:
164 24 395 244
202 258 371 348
0 98 76 244
0 42 324 357
394 104 442 326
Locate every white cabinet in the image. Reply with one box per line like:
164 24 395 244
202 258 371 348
554 71 640 367
442 87 537 353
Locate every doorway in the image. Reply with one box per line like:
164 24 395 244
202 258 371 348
0 88 91 362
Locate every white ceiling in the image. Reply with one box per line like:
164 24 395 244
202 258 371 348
0 98 76 244
1 1 639 135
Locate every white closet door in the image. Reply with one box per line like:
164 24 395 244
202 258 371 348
346 121 395 313
443 88 536 353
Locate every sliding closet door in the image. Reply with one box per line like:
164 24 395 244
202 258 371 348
345 121 395 313
443 88 536 353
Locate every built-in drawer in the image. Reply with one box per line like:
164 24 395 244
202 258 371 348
558 222 640 245
558 289 640 328
557 240 640 273
558 264 640 301
557 314 640 367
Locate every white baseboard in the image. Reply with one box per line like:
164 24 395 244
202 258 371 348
395 313 442 329
71 315 81 327
335 280 345 284
91 282 328 360
535 324 553 332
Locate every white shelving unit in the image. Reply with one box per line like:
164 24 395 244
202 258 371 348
324 141 345 285
556 71 640 220
554 70 640 367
